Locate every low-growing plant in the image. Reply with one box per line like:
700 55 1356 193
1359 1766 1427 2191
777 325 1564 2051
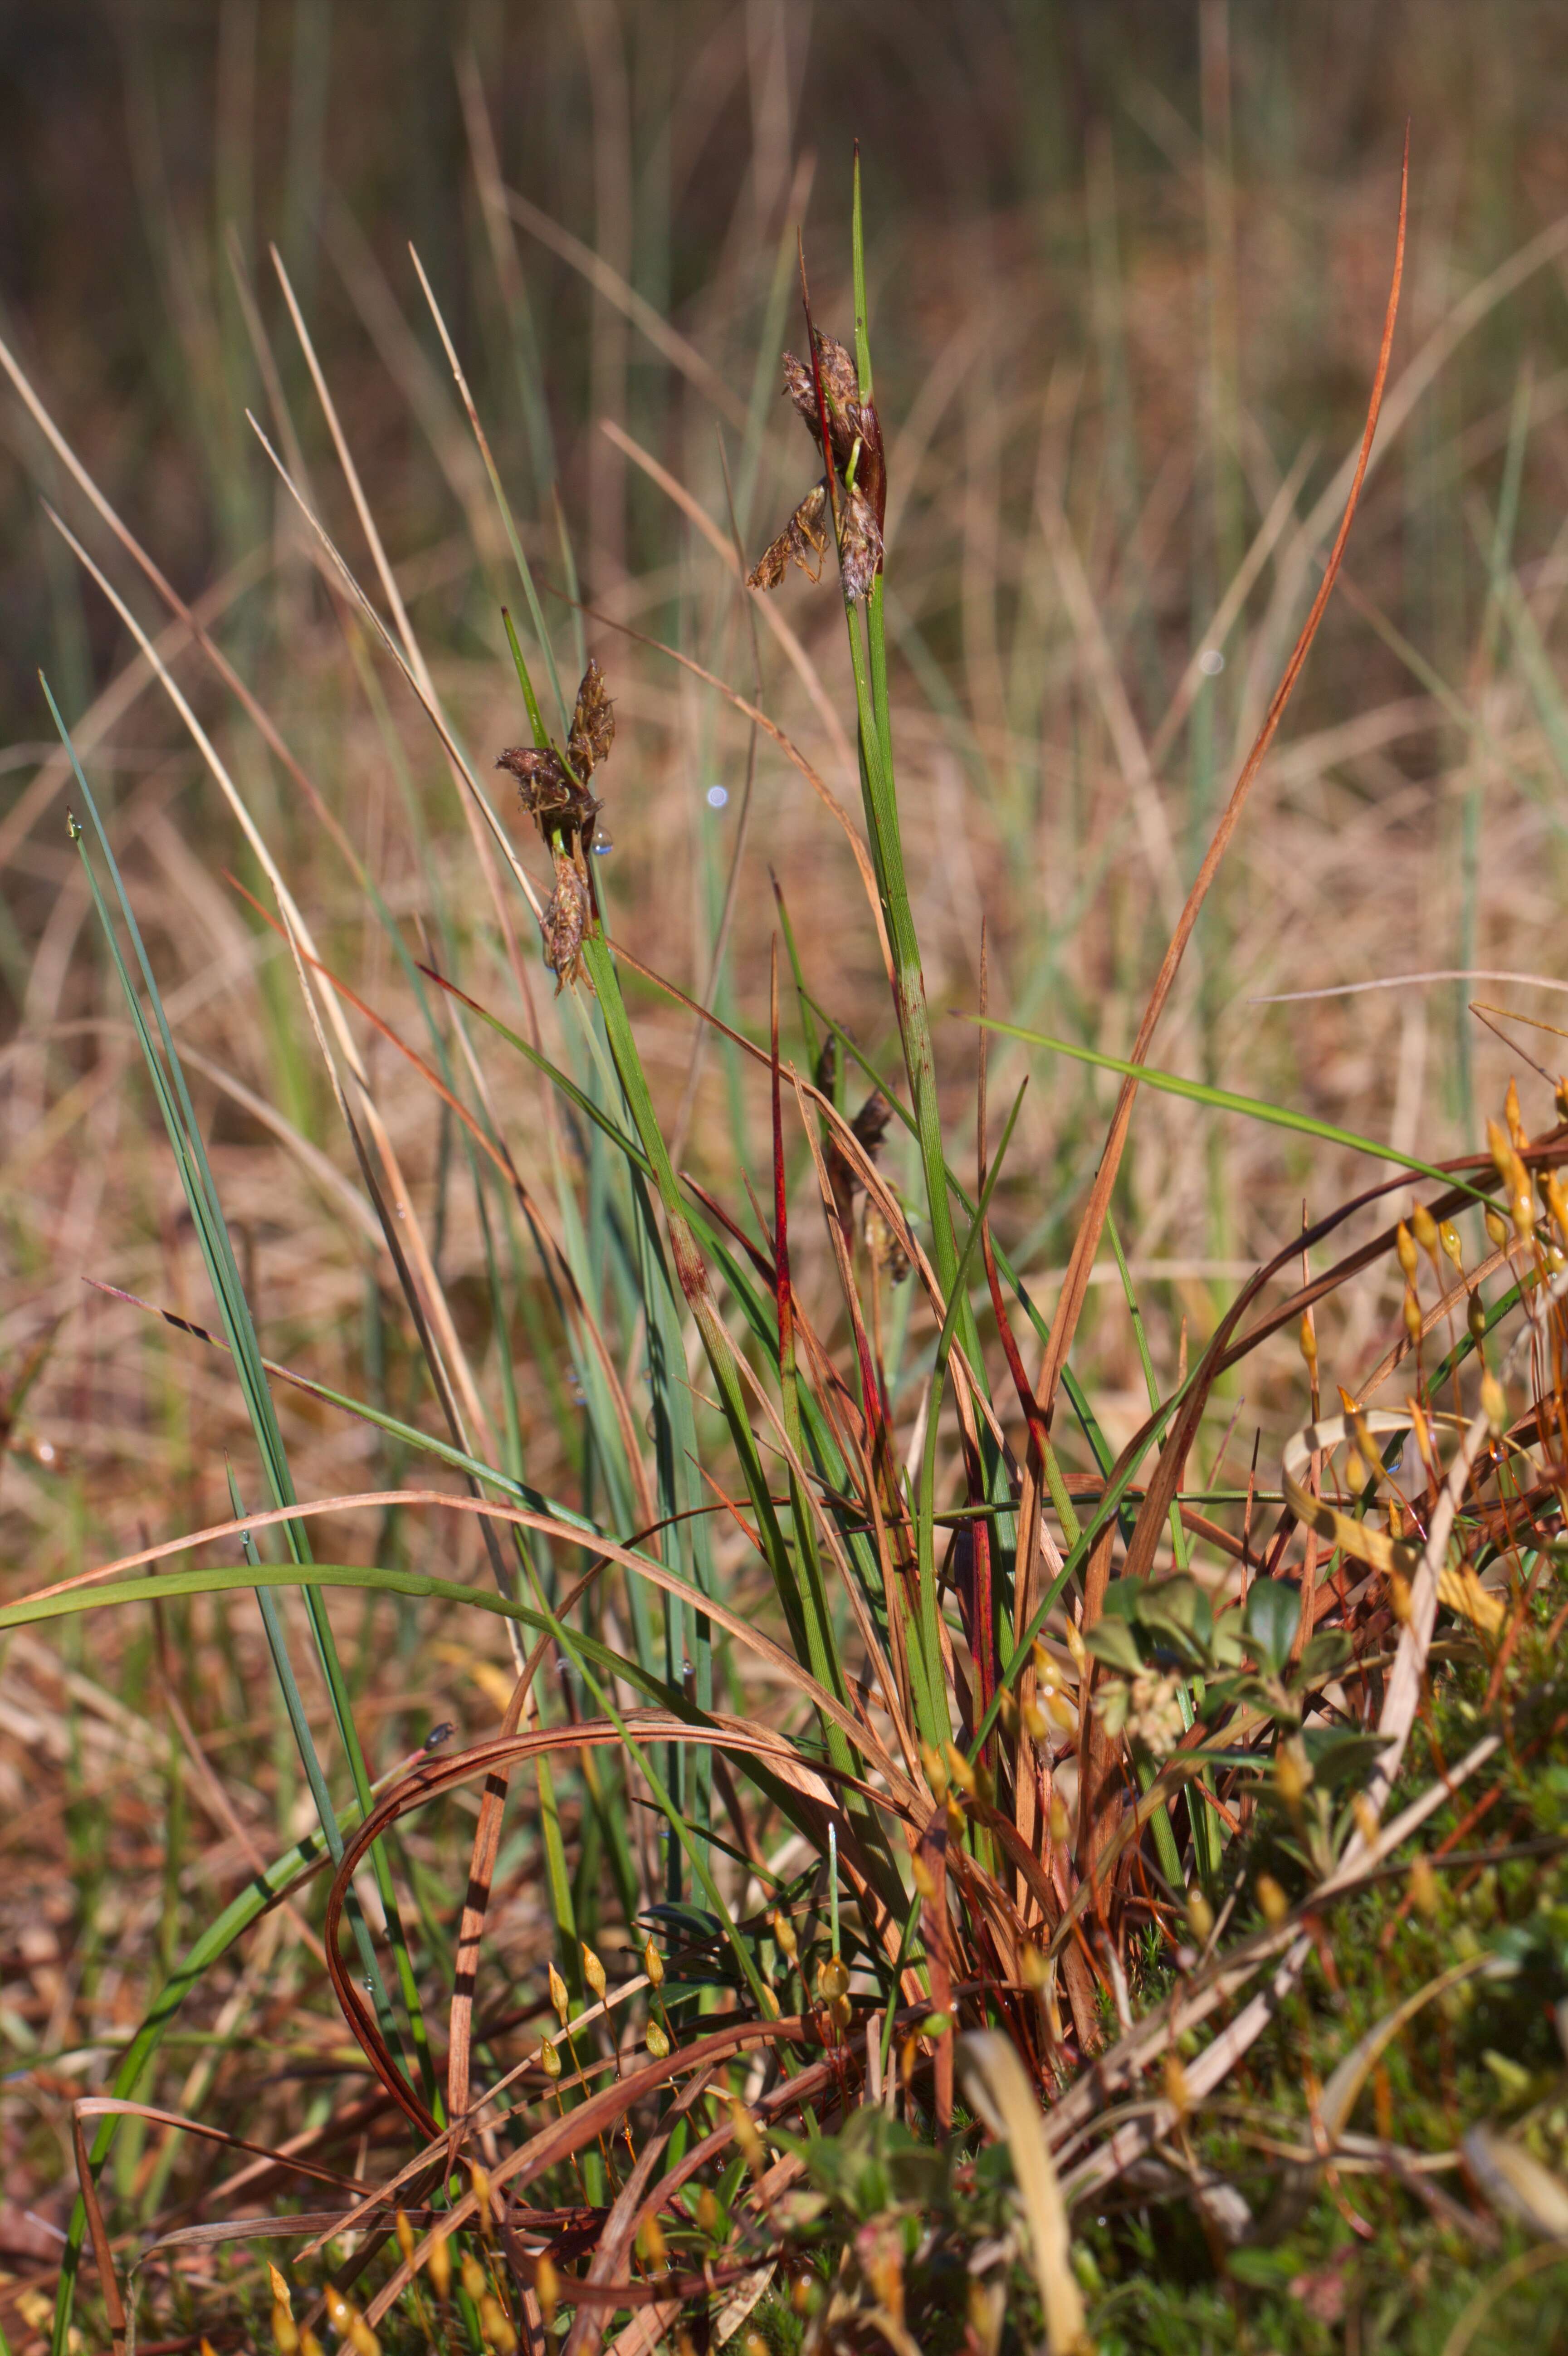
10 94 1568 2356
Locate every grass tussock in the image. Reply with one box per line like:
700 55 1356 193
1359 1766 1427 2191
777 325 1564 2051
9 13 1568 2354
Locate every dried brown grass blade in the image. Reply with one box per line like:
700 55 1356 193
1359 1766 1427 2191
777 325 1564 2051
1032 133 1409 1432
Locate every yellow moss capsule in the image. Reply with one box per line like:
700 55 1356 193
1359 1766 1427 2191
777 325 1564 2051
1275 1740 1312 1809
1557 1075 1568 1123
770 1908 798 1963
1388 1570 1414 1623
1019 1944 1050 1989
393 2212 415 2269
1484 1205 1509 1253
1162 2052 1192 2118
1545 1172 1568 1235
910 1853 937 1901
638 2214 668 2267
1482 1372 1507 1436
1407 1398 1435 1471
1255 1874 1290 1928
1409 1854 1441 1918
1411 1202 1439 1259
1353 1793 1381 1847
1048 1792 1072 1846
470 2161 493 2241
696 2186 722 2237
534 2257 559 2328
581 1942 607 2003
1506 1076 1525 1148
461 2251 487 2303
945 1793 967 1841
730 2100 766 2174
478 2294 517 2355
268 2268 294 2322
942 1740 976 1795
1344 1447 1368 1494
347 2322 379 2356
539 2037 562 2080
1396 1220 1418 1280
919 1740 949 1799
1402 1285 1423 1346
1439 1219 1463 1269
548 1960 570 2027
1022 1696 1051 1742
298 2334 326 2356
1187 1886 1215 1943
1467 1289 1488 1347
997 1689 1021 1740
271 2305 299 2356
427 2233 452 2302
1299 1310 1318 1369
816 1954 850 2004
1487 1118 1513 1181
642 1935 665 1989
758 1983 781 2019
645 2016 670 2060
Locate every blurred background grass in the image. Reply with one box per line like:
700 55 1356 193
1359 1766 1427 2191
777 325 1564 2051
6 0 1568 2312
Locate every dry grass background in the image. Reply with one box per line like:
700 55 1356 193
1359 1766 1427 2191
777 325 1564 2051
7 2 1568 2346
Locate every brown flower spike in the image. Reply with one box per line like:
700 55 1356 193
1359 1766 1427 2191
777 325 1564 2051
497 657 615 992
748 328 886 604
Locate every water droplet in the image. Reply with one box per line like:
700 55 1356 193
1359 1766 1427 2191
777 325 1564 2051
1198 646 1225 677
705 783 728 810
592 826 613 854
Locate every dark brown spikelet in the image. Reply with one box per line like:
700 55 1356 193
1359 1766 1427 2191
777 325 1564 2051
747 482 830 591
497 743 574 824
541 848 591 993
567 657 615 782
751 329 886 604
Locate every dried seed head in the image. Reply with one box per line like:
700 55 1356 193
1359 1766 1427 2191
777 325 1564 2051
567 658 615 781
581 1942 607 2003
1396 1220 1418 1280
836 482 884 604
541 848 591 993
645 2016 669 2061
1255 1873 1290 1928
1411 1202 1439 1258
747 480 830 591
1439 1219 1463 1269
642 1935 664 1989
